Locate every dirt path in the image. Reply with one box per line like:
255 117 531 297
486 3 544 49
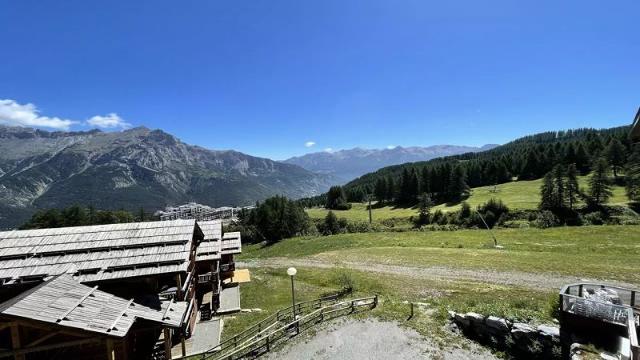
239 257 639 290
262 318 498 360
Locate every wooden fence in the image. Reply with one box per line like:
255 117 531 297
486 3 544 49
179 295 377 360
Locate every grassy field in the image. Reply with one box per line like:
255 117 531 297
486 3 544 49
306 202 416 223
306 176 629 222
226 225 640 350
226 266 558 347
242 226 640 283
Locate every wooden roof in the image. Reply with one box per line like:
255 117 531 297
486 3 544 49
631 107 640 143
221 232 241 255
0 219 200 284
0 275 187 337
196 220 222 261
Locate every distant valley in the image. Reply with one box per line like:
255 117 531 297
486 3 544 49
0 125 333 229
283 144 498 183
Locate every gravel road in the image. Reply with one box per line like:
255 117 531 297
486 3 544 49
238 258 639 290
262 318 498 360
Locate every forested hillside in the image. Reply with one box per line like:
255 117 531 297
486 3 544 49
300 126 634 207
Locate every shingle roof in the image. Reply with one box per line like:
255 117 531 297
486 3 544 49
0 275 187 337
196 220 222 261
221 232 241 255
0 219 198 284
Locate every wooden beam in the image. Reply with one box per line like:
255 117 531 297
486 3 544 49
163 328 172 360
0 322 15 332
161 299 174 321
25 331 60 348
106 339 115 360
175 274 183 300
10 324 24 360
180 331 186 357
107 299 133 333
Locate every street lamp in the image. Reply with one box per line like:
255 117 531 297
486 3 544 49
287 267 297 321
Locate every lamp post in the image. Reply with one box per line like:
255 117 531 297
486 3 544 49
287 267 297 321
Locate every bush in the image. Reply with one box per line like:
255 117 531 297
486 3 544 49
346 221 379 233
583 211 605 225
331 268 357 293
534 210 560 229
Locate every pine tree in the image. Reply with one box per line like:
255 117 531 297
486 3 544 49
420 167 431 195
386 176 395 202
625 145 640 202
606 138 626 178
520 150 541 180
397 168 412 205
552 165 566 209
588 158 613 206
564 143 577 165
326 186 351 210
409 169 419 201
574 143 590 174
539 172 555 210
374 177 387 204
566 164 580 210
448 165 469 201
416 193 434 226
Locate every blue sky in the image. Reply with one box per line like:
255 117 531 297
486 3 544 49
1 1 638 160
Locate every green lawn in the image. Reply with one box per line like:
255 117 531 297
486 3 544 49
306 202 416 223
435 175 628 212
307 176 629 221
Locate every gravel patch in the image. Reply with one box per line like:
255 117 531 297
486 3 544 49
262 318 498 360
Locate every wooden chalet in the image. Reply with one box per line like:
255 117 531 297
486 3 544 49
0 219 246 359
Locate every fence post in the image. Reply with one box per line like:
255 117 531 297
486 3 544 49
631 291 636 307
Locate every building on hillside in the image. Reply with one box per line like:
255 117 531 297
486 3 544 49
155 203 254 222
0 219 248 359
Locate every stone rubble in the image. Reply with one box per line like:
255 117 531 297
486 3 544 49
448 311 561 359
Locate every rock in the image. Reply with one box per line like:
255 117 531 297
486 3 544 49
454 313 470 327
447 310 456 320
464 312 485 325
511 322 536 341
537 324 560 338
570 343 600 360
485 316 510 333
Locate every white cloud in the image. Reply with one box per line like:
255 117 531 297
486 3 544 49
324 148 334 153
305 141 316 148
0 99 78 130
386 145 396 149
86 113 131 129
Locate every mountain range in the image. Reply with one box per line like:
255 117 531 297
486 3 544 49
283 144 498 183
0 125 333 229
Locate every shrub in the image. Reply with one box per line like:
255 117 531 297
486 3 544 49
346 221 378 233
534 210 560 229
331 268 357 293
583 211 605 225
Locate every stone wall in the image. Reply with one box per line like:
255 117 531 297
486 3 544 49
448 311 561 359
